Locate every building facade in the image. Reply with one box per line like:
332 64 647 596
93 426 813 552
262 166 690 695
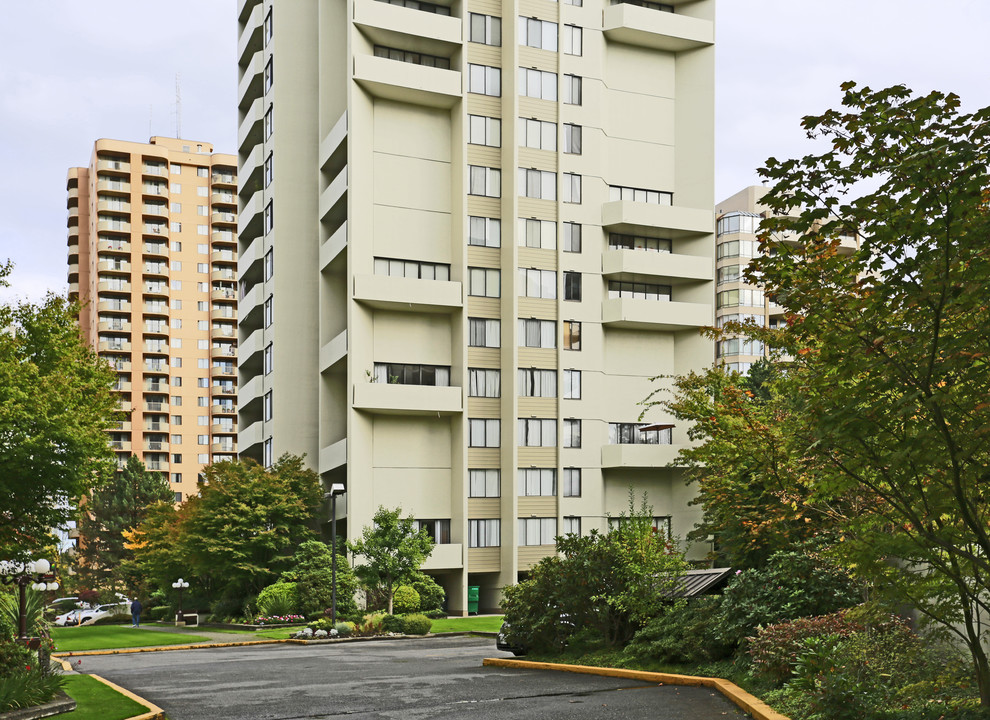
68 137 239 502
236 0 715 613
715 186 858 373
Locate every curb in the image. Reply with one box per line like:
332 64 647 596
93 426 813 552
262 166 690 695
88 674 166 720
53 638 291 657
482 658 789 720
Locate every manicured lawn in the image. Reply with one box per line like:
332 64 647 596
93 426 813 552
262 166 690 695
59 675 151 720
52 625 211 652
430 615 503 633
253 625 306 639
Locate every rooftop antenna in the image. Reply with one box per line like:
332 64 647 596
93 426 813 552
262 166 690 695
175 73 182 139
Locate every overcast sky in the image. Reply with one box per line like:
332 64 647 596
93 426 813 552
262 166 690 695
1 0 987 302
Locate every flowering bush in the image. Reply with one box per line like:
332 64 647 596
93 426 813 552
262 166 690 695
748 609 865 684
255 614 305 625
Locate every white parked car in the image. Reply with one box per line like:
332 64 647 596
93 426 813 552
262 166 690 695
76 602 130 626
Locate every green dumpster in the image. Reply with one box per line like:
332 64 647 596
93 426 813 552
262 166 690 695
467 585 480 615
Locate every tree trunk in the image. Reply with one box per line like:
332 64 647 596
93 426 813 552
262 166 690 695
388 594 393 615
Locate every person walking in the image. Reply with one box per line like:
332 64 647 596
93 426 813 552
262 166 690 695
130 598 143 628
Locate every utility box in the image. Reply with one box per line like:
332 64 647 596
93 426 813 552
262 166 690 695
467 586 480 615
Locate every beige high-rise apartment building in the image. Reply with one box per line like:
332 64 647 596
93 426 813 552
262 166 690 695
236 0 715 613
715 186 859 372
68 137 238 502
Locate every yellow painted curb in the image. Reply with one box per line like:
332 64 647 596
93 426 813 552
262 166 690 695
54 638 292 657
89 673 166 720
482 658 789 720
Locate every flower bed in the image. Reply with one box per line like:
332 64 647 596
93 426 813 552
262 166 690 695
254 615 306 626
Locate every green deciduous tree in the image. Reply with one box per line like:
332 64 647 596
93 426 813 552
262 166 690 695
0 265 119 556
77 455 172 592
279 540 359 617
741 83 990 704
348 507 434 614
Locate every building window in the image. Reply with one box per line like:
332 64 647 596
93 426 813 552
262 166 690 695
469 217 501 247
518 268 556 299
468 368 501 398
609 233 672 253
469 469 500 498
373 363 451 385
469 519 500 547
563 124 582 155
264 57 274 93
264 105 274 139
564 0 582 6
563 467 581 496
563 516 581 536
716 288 765 309
518 219 556 249
518 517 557 546
518 318 555 349
563 222 582 253
374 257 451 280
469 418 501 448
518 368 556 397
518 118 556 151
562 173 582 204
469 166 501 197
718 313 765 329
468 64 501 96
717 265 743 285
563 418 582 448
171 472 182 483
609 185 672 205
264 7 273 43
717 239 760 259
263 391 273 421
518 468 555 496
413 519 451 544
563 321 581 350
468 115 501 147
608 281 672 301
468 267 501 297
563 369 581 399
264 249 274 280
263 438 273 467
563 25 583 55
717 212 761 237
264 295 274 326
519 68 557 101
468 318 500 348
609 422 672 445
469 13 501 46
609 516 672 536
517 169 554 200
264 201 274 233
518 418 556 447
373 45 450 69
563 75 582 105
718 338 765 357
518 16 557 50
264 153 274 186
264 343 274 374
563 272 581 301
197 434 209 445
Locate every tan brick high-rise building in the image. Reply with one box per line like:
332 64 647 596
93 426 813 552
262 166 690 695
236 0 715 612
67 137 238 501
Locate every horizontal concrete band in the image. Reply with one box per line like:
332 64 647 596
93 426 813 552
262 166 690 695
482 658 789 720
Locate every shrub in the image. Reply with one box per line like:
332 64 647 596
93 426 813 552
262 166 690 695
409 573 445 612
148 606 171 621
308 618 335 633
209 597 244 622
281 540 359 617
352 613 385 637
0 668 64 713
256 581 299 617
380 614 405 633
402 614 432 635
717 551 860 647
748 608 865 684
392 586 420 614
0 642 33 678
255 614 305 625
423 608 447 619
623 596 735 665
334 622 354 638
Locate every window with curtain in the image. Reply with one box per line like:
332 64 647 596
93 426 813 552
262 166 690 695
469 318 501 347
518 517 557 546
469 469 500 497
518 318 555 348
518 368 556 397
469 519 501 547
517 468 556 496
518 418 557 447
468 368 501 397
372 363 450 386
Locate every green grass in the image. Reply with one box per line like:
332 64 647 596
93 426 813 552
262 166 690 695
430 615 503 633
59 675 151 720
52 625 211 652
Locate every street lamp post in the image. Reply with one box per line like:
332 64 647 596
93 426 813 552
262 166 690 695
0 559 58 649
171 578 189 624
324 483 346 624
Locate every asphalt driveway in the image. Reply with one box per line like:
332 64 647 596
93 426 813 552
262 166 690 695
76 635 746 719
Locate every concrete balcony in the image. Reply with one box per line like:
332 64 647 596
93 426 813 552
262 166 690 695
144 400 169 413
98 240 130 254
97 320 131 333
98 340 131 353
239 419 264 452
238 192 263 240
98 220 131 234
421 543 464 570
603 3 714 52
97 260 131 274
602 249 712 284
353 383 462 416
144 440 170 452
238 96 265 154
211 270 237 283
601 298 712 330
97 300 131 313
319 438 347 474
353 54 461 109
212 403 238 417
96 158 130 174
353 0 461 49
320 330 347 373
602 201 713 238
96 180 130 195
239 328 264 365
238 2 263 66
211 442 238 454
318 167 347 222
601 443 685 468
97 281 131 294
353 274 462 313
237 50 264 109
